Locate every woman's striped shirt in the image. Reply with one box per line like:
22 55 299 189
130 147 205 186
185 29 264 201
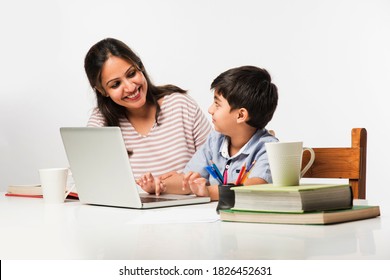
87 92 212 180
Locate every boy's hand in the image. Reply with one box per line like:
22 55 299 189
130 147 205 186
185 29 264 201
183 172 209 197
136 173 166 196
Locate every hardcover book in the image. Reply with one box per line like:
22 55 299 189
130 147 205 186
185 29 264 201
5 184 78 199
232 183 353 213
220 205 380 225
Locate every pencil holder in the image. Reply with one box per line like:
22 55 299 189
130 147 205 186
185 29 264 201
216 184 242 213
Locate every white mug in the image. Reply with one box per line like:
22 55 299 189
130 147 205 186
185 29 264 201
39 168 74 203
265 141 315 186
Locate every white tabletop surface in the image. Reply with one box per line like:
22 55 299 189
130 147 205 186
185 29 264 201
0 193 389 260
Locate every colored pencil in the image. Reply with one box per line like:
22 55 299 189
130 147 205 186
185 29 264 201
239 160 256 184
235 162 246 185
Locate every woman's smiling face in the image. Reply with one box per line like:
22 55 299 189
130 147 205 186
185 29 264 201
100 55 148 110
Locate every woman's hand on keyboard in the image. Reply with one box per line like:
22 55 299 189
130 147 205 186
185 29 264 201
137 173 166 195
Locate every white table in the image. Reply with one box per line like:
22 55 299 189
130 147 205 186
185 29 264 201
1 193 389 260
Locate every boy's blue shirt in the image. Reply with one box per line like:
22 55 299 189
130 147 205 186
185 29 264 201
183 129 278 185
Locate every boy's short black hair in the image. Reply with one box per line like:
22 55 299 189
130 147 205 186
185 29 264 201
211 65 278 129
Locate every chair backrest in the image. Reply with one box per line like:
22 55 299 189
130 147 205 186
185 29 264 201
301 128 367 199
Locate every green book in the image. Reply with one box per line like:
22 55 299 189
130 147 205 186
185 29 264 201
231 184 353 213
220 205 380 225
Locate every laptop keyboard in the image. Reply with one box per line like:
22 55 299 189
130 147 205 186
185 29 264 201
141 196 177 203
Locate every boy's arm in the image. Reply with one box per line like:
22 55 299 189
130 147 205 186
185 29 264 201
242 177 268 185
207 185 219 201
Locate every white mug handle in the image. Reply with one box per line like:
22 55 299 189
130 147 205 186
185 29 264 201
300 147 315 177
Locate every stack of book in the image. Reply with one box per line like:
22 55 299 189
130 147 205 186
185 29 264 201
5 184 78 199
219 184 380 225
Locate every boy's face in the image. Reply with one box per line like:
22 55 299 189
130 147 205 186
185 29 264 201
208 91 239 136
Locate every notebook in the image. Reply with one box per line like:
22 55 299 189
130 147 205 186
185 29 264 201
60 127 210 209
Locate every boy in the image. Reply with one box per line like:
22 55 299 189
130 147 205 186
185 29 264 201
138 66 278 200
182 65 278 200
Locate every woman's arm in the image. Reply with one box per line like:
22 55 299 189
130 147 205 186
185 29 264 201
159 172 191 195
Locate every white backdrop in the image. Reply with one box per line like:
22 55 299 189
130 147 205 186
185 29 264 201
1 0 389 209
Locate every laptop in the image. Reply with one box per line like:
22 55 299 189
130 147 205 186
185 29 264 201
60 127 210 209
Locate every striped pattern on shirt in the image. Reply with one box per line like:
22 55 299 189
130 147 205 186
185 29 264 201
87 92 212 180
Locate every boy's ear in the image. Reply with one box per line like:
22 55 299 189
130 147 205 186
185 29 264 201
237 108 249 124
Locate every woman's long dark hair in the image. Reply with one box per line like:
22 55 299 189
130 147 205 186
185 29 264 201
84 38 186 126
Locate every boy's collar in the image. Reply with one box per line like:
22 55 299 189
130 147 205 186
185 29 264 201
219 129 265 159
219 136 251 159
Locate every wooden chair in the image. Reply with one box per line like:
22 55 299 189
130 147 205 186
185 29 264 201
301 128 367 199
268 128 367 199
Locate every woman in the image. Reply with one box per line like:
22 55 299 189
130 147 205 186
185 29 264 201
84 38 211 194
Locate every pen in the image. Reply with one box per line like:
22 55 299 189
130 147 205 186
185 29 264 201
210 160 224 182
205 166 223 185
223 159 232 185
